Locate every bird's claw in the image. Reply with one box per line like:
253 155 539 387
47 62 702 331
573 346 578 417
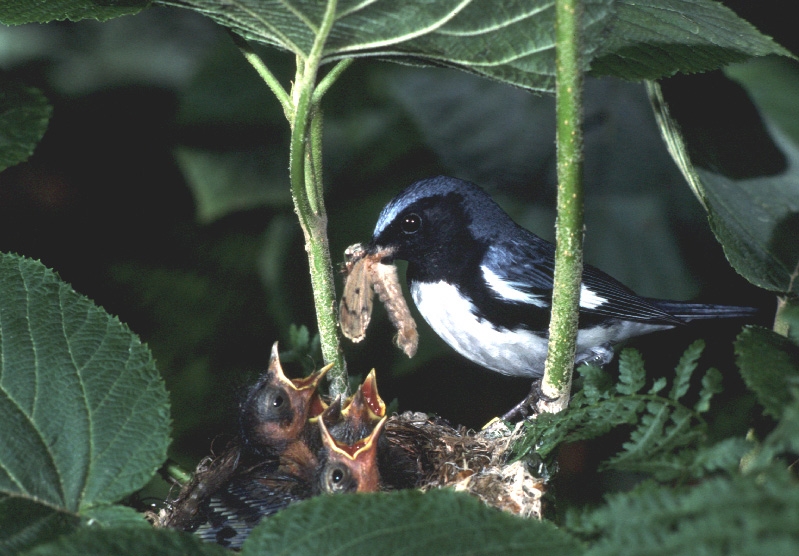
575 343 615 368
500 378 558 422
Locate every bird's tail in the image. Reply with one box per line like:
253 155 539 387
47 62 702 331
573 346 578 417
648 299 759 321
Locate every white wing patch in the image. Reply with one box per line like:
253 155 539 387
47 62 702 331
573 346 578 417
579 284 608 310
481 266 547 307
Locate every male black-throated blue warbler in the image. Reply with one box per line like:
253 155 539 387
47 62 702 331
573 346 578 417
367 176 756 416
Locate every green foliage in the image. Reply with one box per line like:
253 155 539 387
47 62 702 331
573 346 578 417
648 60 799 295
571 471 799 556
1 1 797 554
616 348 646 395
735 326 799 419
740 392 799 473
0 253 171 555
517 341 741 481
590 0 791 80
570 388 799 555
0 0 150 24
670 338 704 400
151 0 788 94
21 527 227 556
0 80 51 172
176 146 291 224
241 489 582 556
278 323 323 375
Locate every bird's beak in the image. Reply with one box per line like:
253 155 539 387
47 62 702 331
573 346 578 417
359 369 386 420
266 342 329 421
318 415 387 493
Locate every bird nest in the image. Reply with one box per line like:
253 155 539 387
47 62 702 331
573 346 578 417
154 345 545 549
385 412 545 519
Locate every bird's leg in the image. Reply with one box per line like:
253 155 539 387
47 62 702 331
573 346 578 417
500 378 556 422
501 344 616 422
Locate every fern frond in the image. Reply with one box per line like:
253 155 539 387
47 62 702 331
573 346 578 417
616 349 646 395
515 343 727 482
670 339 704 401
648 377 667 395
695 367 722 413
572 471 799 556
579 364 614 402
520 397 645 459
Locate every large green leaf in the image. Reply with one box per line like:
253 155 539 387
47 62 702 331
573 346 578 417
0 497 79 556
0 81 51 172
726 57 799 146
0 254 170 538
0 0 150 24
648 72 799 295
241 489 581 556
735 326 799 419
591 0 791 80
154 0 610 93
20 526 228 556
156 0 787 93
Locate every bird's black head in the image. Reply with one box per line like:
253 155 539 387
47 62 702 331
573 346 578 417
368 176 515 282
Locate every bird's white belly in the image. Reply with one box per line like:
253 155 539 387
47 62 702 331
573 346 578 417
411 281 549 377
410 281 672 378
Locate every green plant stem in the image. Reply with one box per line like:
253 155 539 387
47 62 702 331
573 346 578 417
541 0 585 411
164 461 192 485
232 32 292 119
313 59 354 105
286 0 349 397
237 1 349 396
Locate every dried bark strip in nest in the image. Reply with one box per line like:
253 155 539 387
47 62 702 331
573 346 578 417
151 441 243 530
339 243 418 357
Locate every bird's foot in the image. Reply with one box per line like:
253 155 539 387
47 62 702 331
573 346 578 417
575 343 614 368
500 378 557 422
500 345 615 422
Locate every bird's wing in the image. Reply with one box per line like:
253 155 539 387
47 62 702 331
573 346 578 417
484 237 684 325
580 265 684 324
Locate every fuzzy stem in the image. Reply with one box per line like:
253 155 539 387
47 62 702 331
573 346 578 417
286 0 349 397
232 32 292 120
539 0 585 413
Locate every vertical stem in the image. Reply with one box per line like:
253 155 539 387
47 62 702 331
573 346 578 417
286 0 349 397
540 0 584 412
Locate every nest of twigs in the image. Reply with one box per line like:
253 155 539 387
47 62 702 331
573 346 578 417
383 412 544 519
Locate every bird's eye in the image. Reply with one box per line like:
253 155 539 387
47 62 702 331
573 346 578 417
324 464 351 493
400 213 421 234
260 388 288 415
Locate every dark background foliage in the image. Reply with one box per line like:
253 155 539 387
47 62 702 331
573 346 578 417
0 0 786 500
